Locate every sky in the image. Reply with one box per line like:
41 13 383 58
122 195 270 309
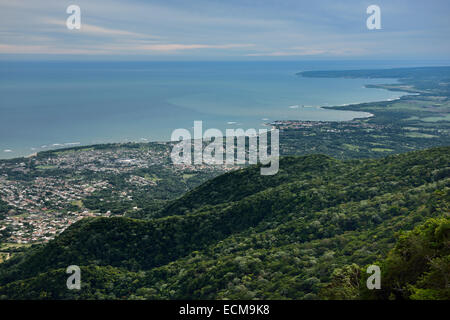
0 0 449 60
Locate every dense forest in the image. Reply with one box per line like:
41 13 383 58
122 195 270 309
0 146 448 299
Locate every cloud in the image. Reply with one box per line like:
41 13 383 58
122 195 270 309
0 44 109 55
247 45 366 57
0 43 254 55
1 0 449 59
247 50 326 57
43 18 160 39
0 15 253 55
135 43 254 52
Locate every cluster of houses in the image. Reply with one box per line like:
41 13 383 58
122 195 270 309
0 142 235 244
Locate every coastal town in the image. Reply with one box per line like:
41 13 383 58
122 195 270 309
0 142 234 245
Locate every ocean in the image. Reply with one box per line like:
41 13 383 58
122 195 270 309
0 60 414 159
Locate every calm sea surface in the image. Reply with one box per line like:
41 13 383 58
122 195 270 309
0 61 412 158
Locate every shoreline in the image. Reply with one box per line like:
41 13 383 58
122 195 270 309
0 72 423 161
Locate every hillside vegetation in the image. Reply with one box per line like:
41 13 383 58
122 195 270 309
0 147 448 299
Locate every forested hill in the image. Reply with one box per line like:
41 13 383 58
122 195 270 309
298 66 450 95
0 147 448 299
298 66 450 80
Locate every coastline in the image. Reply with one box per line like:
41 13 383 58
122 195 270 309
0 68 432 161
0 93 414 162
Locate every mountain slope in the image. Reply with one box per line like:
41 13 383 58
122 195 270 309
0 147 449 299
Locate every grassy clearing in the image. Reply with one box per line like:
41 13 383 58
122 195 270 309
54 147 94 155
36 165 57 170
71 200 84 208
420 114 450 122
404 132 438 138
371 148 394 152
342 144 360 151
144 174 162 182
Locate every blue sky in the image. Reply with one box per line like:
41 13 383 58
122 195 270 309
1 0 449 60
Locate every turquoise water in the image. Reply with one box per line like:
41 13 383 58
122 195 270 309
0 61 408 159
